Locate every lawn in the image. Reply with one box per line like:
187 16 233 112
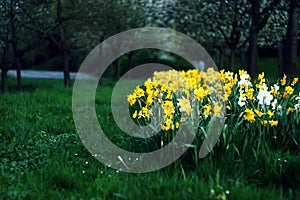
0 76 299 200
233 56 300 80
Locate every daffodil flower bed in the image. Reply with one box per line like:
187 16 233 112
128 68 226 131
127 68 300 157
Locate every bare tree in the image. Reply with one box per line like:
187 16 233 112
9 0 22 92
0 0 47 92
282 0 300 77
1 40 9 93
247 0 281 76
0 1 10 93
49 0 71 87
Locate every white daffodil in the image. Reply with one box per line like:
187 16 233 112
295 93 300 102
294 93 300 110
277 105 283 116
238 95 247 107
238 79 251 86
271 99 278 110
294 104 300 111
238 74 252 89
277 105 282 110
240 74 251 81
271 84 279 92
257 89 273 105
259 83 268 91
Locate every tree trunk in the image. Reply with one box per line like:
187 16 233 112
57 0 71 87
247 1 260 77
282 0 300 77
1 42 9 93
127 51 134 71
218 47 224 68
126 51 134 79
114 59 120 78
241 51 246 68
10 0 22 92
1 68 7 93
62 47 71 87
229 47 236 71
277 40 284 74
59 26 70 87
248 32 258 76
16 56 22 92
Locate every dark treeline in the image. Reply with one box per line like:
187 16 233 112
0 0 299 93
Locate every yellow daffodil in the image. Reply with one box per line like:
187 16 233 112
127 94 137 106
239 69 248 77
203 104 212 118
141 107 150 119
267 110 274 118
261 120 268 126
178 98 193 115
258 72 265 83
280 74 287 86
163 100 175 116
269 120 278 126
287 107 295 114
194 87 208 101
271 84 279 95
244 108 255 123
285 86 294 95
132 110 138 119
213 102 223 116
187 77 197 89
134 86 145 98
175 122 180 129
246 88 254 100
254 110 264 117
291 77 298 86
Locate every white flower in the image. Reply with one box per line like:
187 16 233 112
240 74 250 81
294 94 300 110
295 93 300 102
295 104 300 111
277 105 283 116
271 99 278 110
277 105 282 111
238 74 252 90
295 93 300 111
271 84 279 91
238 79 252 87
238 95 247 107
259 83 268 91
257 89 273 105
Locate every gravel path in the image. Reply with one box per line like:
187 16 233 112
0 69 95 80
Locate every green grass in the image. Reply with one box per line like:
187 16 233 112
0 77 299 199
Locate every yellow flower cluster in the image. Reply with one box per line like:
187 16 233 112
128 68 299 131
128 68 227 131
